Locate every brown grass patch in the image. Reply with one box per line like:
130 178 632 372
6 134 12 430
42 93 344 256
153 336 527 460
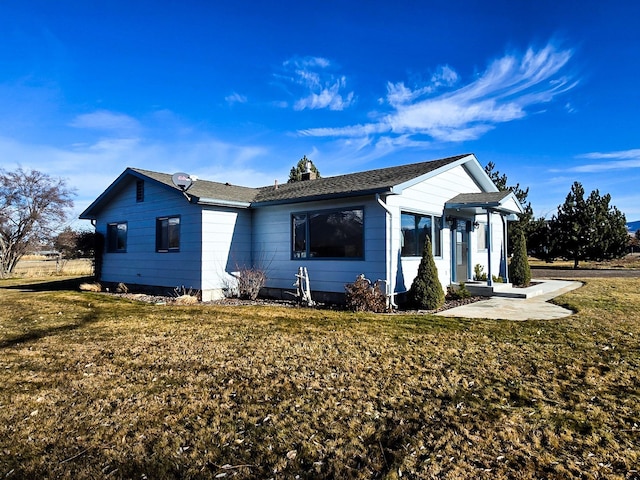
529 253 640 269
0 276 638 479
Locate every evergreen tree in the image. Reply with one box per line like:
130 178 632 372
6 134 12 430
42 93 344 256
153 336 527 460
288 155 321 183
509 226 531 286
527 216 554 262
484 162 533 251
551 182 627 268
408 235 445 310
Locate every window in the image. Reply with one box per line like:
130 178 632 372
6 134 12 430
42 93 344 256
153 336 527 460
476 222 488 251
401 212 442 257
106 222 127 253
156 216 180 252
136 180 144 202
292 208 364 259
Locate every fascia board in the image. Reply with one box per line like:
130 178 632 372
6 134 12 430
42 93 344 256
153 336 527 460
251 187 392 208
390 154 497 194
197 198 252 208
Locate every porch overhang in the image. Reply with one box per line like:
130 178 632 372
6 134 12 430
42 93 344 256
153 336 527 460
444 191 524 218
445 191 524 287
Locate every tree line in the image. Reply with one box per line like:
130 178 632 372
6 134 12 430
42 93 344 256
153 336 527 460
485 163 629 269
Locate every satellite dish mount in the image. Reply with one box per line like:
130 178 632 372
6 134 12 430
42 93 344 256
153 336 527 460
172 172 193 192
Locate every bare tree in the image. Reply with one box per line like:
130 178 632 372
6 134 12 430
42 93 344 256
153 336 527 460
0 167 75 277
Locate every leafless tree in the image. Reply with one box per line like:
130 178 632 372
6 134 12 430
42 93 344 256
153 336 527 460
0 167 75 277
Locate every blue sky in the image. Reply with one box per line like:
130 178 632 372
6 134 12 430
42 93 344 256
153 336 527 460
2 0 640 227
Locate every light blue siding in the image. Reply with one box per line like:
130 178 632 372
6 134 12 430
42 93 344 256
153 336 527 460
252 196 387 294
97 177 203 290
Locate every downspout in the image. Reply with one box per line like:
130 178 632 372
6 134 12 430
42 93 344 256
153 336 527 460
376 194 398 308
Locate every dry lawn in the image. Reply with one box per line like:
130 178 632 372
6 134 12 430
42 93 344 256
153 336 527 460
12 258 93 277
529 253 640 270
0 276 638 479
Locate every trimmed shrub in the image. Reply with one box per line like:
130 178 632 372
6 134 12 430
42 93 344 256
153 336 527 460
345 274 388 313
408 236 445 310
509 227 531 286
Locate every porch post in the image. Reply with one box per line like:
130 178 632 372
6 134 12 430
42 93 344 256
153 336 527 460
502 215 510 284
486 209 493 286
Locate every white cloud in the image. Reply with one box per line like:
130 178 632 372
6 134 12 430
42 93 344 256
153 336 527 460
567 149 640 172
225 92 248 105
280 56 355 111
301 42 576 144
0 127 272 224
69 110 141 134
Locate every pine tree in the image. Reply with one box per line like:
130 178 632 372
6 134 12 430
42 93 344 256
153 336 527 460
551 182 627 268
509 226 531 286
408 235 445 310
287 155 321 183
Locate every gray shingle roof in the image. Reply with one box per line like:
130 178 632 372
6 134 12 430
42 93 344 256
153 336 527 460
135 154 470 206
253 154 469 205
81 154 475 219
131 168 258 204
446 191 513 205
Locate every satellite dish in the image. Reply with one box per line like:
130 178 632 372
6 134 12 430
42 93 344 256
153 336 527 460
172 172 193 191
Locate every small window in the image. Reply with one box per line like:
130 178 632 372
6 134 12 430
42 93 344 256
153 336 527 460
477 222 488 251
291 208 364 259
136 180 144 202
401 212 442 257
106 222 127 253
156 216 180 252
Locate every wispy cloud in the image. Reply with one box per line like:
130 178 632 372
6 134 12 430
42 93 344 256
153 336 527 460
69 110 141 134
225 92 248 105
301 42 576 144
280 56 355 111
569 149 640 172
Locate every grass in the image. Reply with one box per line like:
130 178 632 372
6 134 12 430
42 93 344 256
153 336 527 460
529 253 640 269
12 258 93 277
0 276 639 479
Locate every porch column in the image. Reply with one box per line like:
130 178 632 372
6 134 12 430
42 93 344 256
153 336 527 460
502 215 510 284
486 209 493 286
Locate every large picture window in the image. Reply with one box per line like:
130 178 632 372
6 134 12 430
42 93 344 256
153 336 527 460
156 216 180 252
292 208 364 259
401 212 442 257
106 222 127 253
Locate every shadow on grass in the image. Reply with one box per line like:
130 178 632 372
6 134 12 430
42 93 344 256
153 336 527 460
0 309 99 349
2 276 95 292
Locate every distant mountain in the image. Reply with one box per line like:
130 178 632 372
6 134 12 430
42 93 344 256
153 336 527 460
627 220 640 233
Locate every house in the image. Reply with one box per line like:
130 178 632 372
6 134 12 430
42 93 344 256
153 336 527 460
79 153 523 304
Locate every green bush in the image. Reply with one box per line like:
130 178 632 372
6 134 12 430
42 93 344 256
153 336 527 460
474 264 487 281
509 227 531 286
408 236 445 310
446 282 471 300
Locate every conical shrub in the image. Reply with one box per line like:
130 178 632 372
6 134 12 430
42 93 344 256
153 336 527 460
408 235 445 310
509 226 531 286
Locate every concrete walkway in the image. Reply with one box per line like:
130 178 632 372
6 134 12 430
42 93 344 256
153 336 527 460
435 279 583 320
